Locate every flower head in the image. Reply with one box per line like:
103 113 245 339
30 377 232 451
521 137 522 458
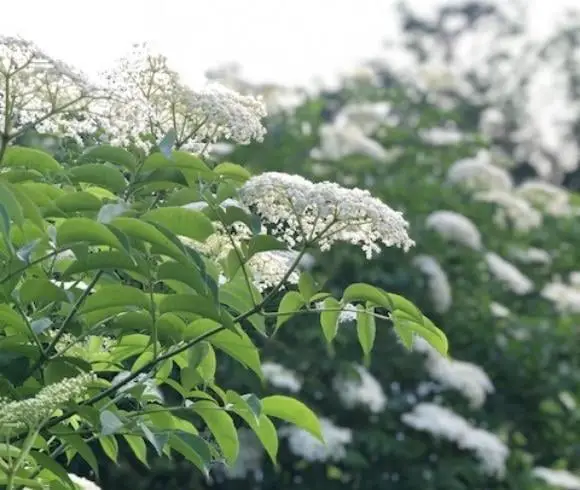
261 362 302 393
425 211 482 250
485 252 533 295
333 365 387 413
412 255 452 313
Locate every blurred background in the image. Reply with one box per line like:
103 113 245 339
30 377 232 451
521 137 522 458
7 0 580 488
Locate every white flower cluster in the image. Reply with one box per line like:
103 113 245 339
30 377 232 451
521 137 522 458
425 211 482 250
446 154 513 192
509 247 552 265
532 467 580 489
490 302 511 318
332 365 387 413
240 172 415 258
311 121 389 162
473 190 542 232
279 417 353 463
516 180 574 217
0 373 95 428
412 255 452 313
0 36 103 144
542 278 580 314
413 338 494 409
334 102 395 135
485 252 534 295
68 474 102 490
99 43 266 153
420 127 466 146
225 428 264 481
261 362 302 393
402 403 509 478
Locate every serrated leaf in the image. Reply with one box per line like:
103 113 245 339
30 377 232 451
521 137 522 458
193 400 239 465
275 291 305 331
262 395 322 441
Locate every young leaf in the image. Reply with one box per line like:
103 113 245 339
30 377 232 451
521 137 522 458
192 400 239 465
356 304 376 358
213 162 252 182
275 291 305 332
262 396 323 441
320 297 341 344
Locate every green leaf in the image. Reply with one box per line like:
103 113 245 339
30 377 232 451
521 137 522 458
110 217 186 262
356 304 376 358
57 217 126 251
184 319 262 378
157 260 209 296
158 294 232 328
262 396 322 441
53 191 103 214
219 280 265 334
100 410 124 436
57 434 99 477
8 183 44 230
139 423 168 456
3 146 62 174
99 435 119 463
80 285 150 314
62 251 142 277
213 162 252 182
386 293 425 324
142 207 214 242
393 313 448 356
246 235 288 258
69 163 127 193
192 400 239 465
0 181 24 227
80 145 137 171
124 434 149 468
29 451 74 489
168 432 212 477
19 278 69 305
298 272 318 302
342 283 391 310
320 297 341 344
142 151 212 176
275 291 305 331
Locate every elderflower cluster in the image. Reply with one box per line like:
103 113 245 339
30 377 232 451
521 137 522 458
279 418 353 463
311 121 389 162
99 43 266 153
412 255 452 313
261 362 302 393
473 190 542 232
239 172 414 258
485 252 534 295
0 373 95 429
509 247 552 265
516 180 573 217
532 467 580 489
334 102 395 135
402 403 509 478
446 155 513 192
332 365 387 413
0 36 103 143
413 338 494 409
425 210 482 250
541 279 580 314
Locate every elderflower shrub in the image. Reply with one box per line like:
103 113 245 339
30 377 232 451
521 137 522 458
0 37 444 490
211 61 580 490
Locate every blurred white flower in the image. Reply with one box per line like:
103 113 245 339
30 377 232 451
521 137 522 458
279 418 352 463
425 211 482 250
532 467 580 489
485 252 533 295
542 280 580 314
334 102 395 135
516 180 573 217
333 365 387 413
68 474 102 490
412 255 452 313
446 155 513 192
413 338 494 409
473 190 542 232
509 247 552 265
420 127 466 146
261 362 302 393
240 172 414 258
402 403 509 478
490 302 511 318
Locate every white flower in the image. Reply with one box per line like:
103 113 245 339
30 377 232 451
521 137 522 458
516 180 573 216
542 280 580 314
334 102 394 135
402 403 509 478
412 255 452 313
69 474 102 490
333 365 387 413
225 429 264 481
485 252 534 295
247 251 300 292
311 121 389 161
490 302 511 318
425 211 482 250
413 338 494 409
240 172 414 258
446 156 513 192
420 127 466 146
479 107 506 139
532 467 580 489
261 362 302 393
473 190 542 232
509 247 552 265
279 418 352 463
